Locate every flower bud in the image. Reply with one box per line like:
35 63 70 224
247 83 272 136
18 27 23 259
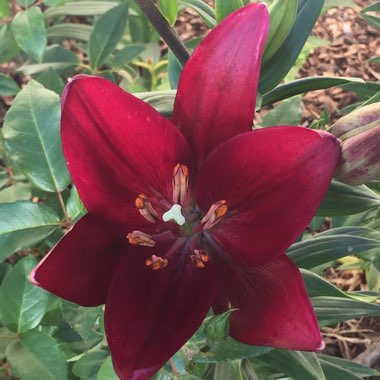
332 103 380 186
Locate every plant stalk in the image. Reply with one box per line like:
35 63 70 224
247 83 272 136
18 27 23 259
135 0 190 65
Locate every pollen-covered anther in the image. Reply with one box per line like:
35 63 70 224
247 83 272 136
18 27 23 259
145 255 168 270
135 194 159 223
172 163 189 204
191 249 209 268
127 231 155 247
201 200 228 230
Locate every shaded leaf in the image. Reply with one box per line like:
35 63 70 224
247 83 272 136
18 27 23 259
0 74 19 96
261 96 302 126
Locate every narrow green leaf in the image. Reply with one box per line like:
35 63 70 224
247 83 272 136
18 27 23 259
6 331 67 380
262 77 364 106
361 13 380 29
0 24 20 64
0 256 50 333
258 350 325 380
73 351 109 380
178 0 216 28
89 4 129 69
0 74 20 97
340 81 380 101
3 80 70 192
11 7 46 62
261 96 302 126
112 44 145 67
362 1 380 12
160 0 178 26
97 356 118 380
317 180 380 216
47 23 92 41
0 201 60 262
44 1 119 18
215 0 243 23
259 0 324 94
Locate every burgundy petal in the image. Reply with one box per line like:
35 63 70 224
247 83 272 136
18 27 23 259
197 127 340 266
173 3 269 167
62 75 192 224
30 214 128 306
213 255 323 351
105 244 218 380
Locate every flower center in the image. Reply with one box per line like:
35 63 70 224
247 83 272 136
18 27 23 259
127 163 228 270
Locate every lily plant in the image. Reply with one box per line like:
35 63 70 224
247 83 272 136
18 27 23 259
30 3 341 379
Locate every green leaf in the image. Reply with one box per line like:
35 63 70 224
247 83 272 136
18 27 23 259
62 300 100 340
3 80 70 192
36 69 65 95
0 24 20 64
89 4 129 69
262 77 364 106
0 0 9 19
73 351 109 380
112 44 145 67
135 89 176 116
44 1 119 17
97 356 118 380
16 0 35 5
160 0 178 26
312 296 380 326
0 201 60 262
215 0 243 23
11 7 46 62
259 0 324 94
340 81 380 101
317 180 380 216
47 23 92 41
362 13 380 29
6 330 67 380
66 186 86 221
178 0 216 28
0 74 20 97
362 1 380 12
261 96 302 126
258 350 325 380
288 233 380 269
0 256 50 333
0 182 31 203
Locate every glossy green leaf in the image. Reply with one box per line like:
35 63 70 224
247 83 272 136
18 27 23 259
0 182 31 203
261 96 302 126
361 13 380 29
258 350 325 380
215 0 243 23
0 256 50 333
0 24 20 64
89 4 129 69
112 45 145 67
97 356 118 380
3 80 70 192
262 76 364 106
62 300 100 340
362 1 380 12
36 69 65 95
259 0 324 94
0 74 20 97
0 201 60 262
73 351 109 380
44 1 119 17
66 186 86 221
135 89 176 116
47 23 92 41
160 0 178 26
178 0 216 28
339 81 380 101
6 330 67 380
288 234 380 269
317 180 380 216
11 7 46 62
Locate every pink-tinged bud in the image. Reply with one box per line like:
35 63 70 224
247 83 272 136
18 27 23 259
332 103 380 185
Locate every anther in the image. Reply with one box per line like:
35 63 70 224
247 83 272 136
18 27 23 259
162 204 186 226
172 163 189 205
135 194 159 223
191 249 209 268
127 231 155 247
201 200 228 230
145 255 168 270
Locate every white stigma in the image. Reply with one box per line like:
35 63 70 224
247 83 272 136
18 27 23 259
162 204 186 226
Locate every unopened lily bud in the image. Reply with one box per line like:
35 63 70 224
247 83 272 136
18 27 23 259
332 103 380 186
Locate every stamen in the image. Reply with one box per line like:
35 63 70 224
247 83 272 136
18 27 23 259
201 200 228 230
127 231 155 247
135 194 159 223
172 163 189 205
191 249 209 268
162 204 186 226
145 255 168 270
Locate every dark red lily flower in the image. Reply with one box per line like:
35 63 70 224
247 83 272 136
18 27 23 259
30 4 340 380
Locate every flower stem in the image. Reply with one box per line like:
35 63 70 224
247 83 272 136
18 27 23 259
134 0 190 65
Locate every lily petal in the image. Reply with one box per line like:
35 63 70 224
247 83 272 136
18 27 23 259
197 127 340 266
173 3 269 166
213 255 323 351
30 214 127 306
62 75 192 224
105 246 218 380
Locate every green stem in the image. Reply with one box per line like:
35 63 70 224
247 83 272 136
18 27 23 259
135 0 190 65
